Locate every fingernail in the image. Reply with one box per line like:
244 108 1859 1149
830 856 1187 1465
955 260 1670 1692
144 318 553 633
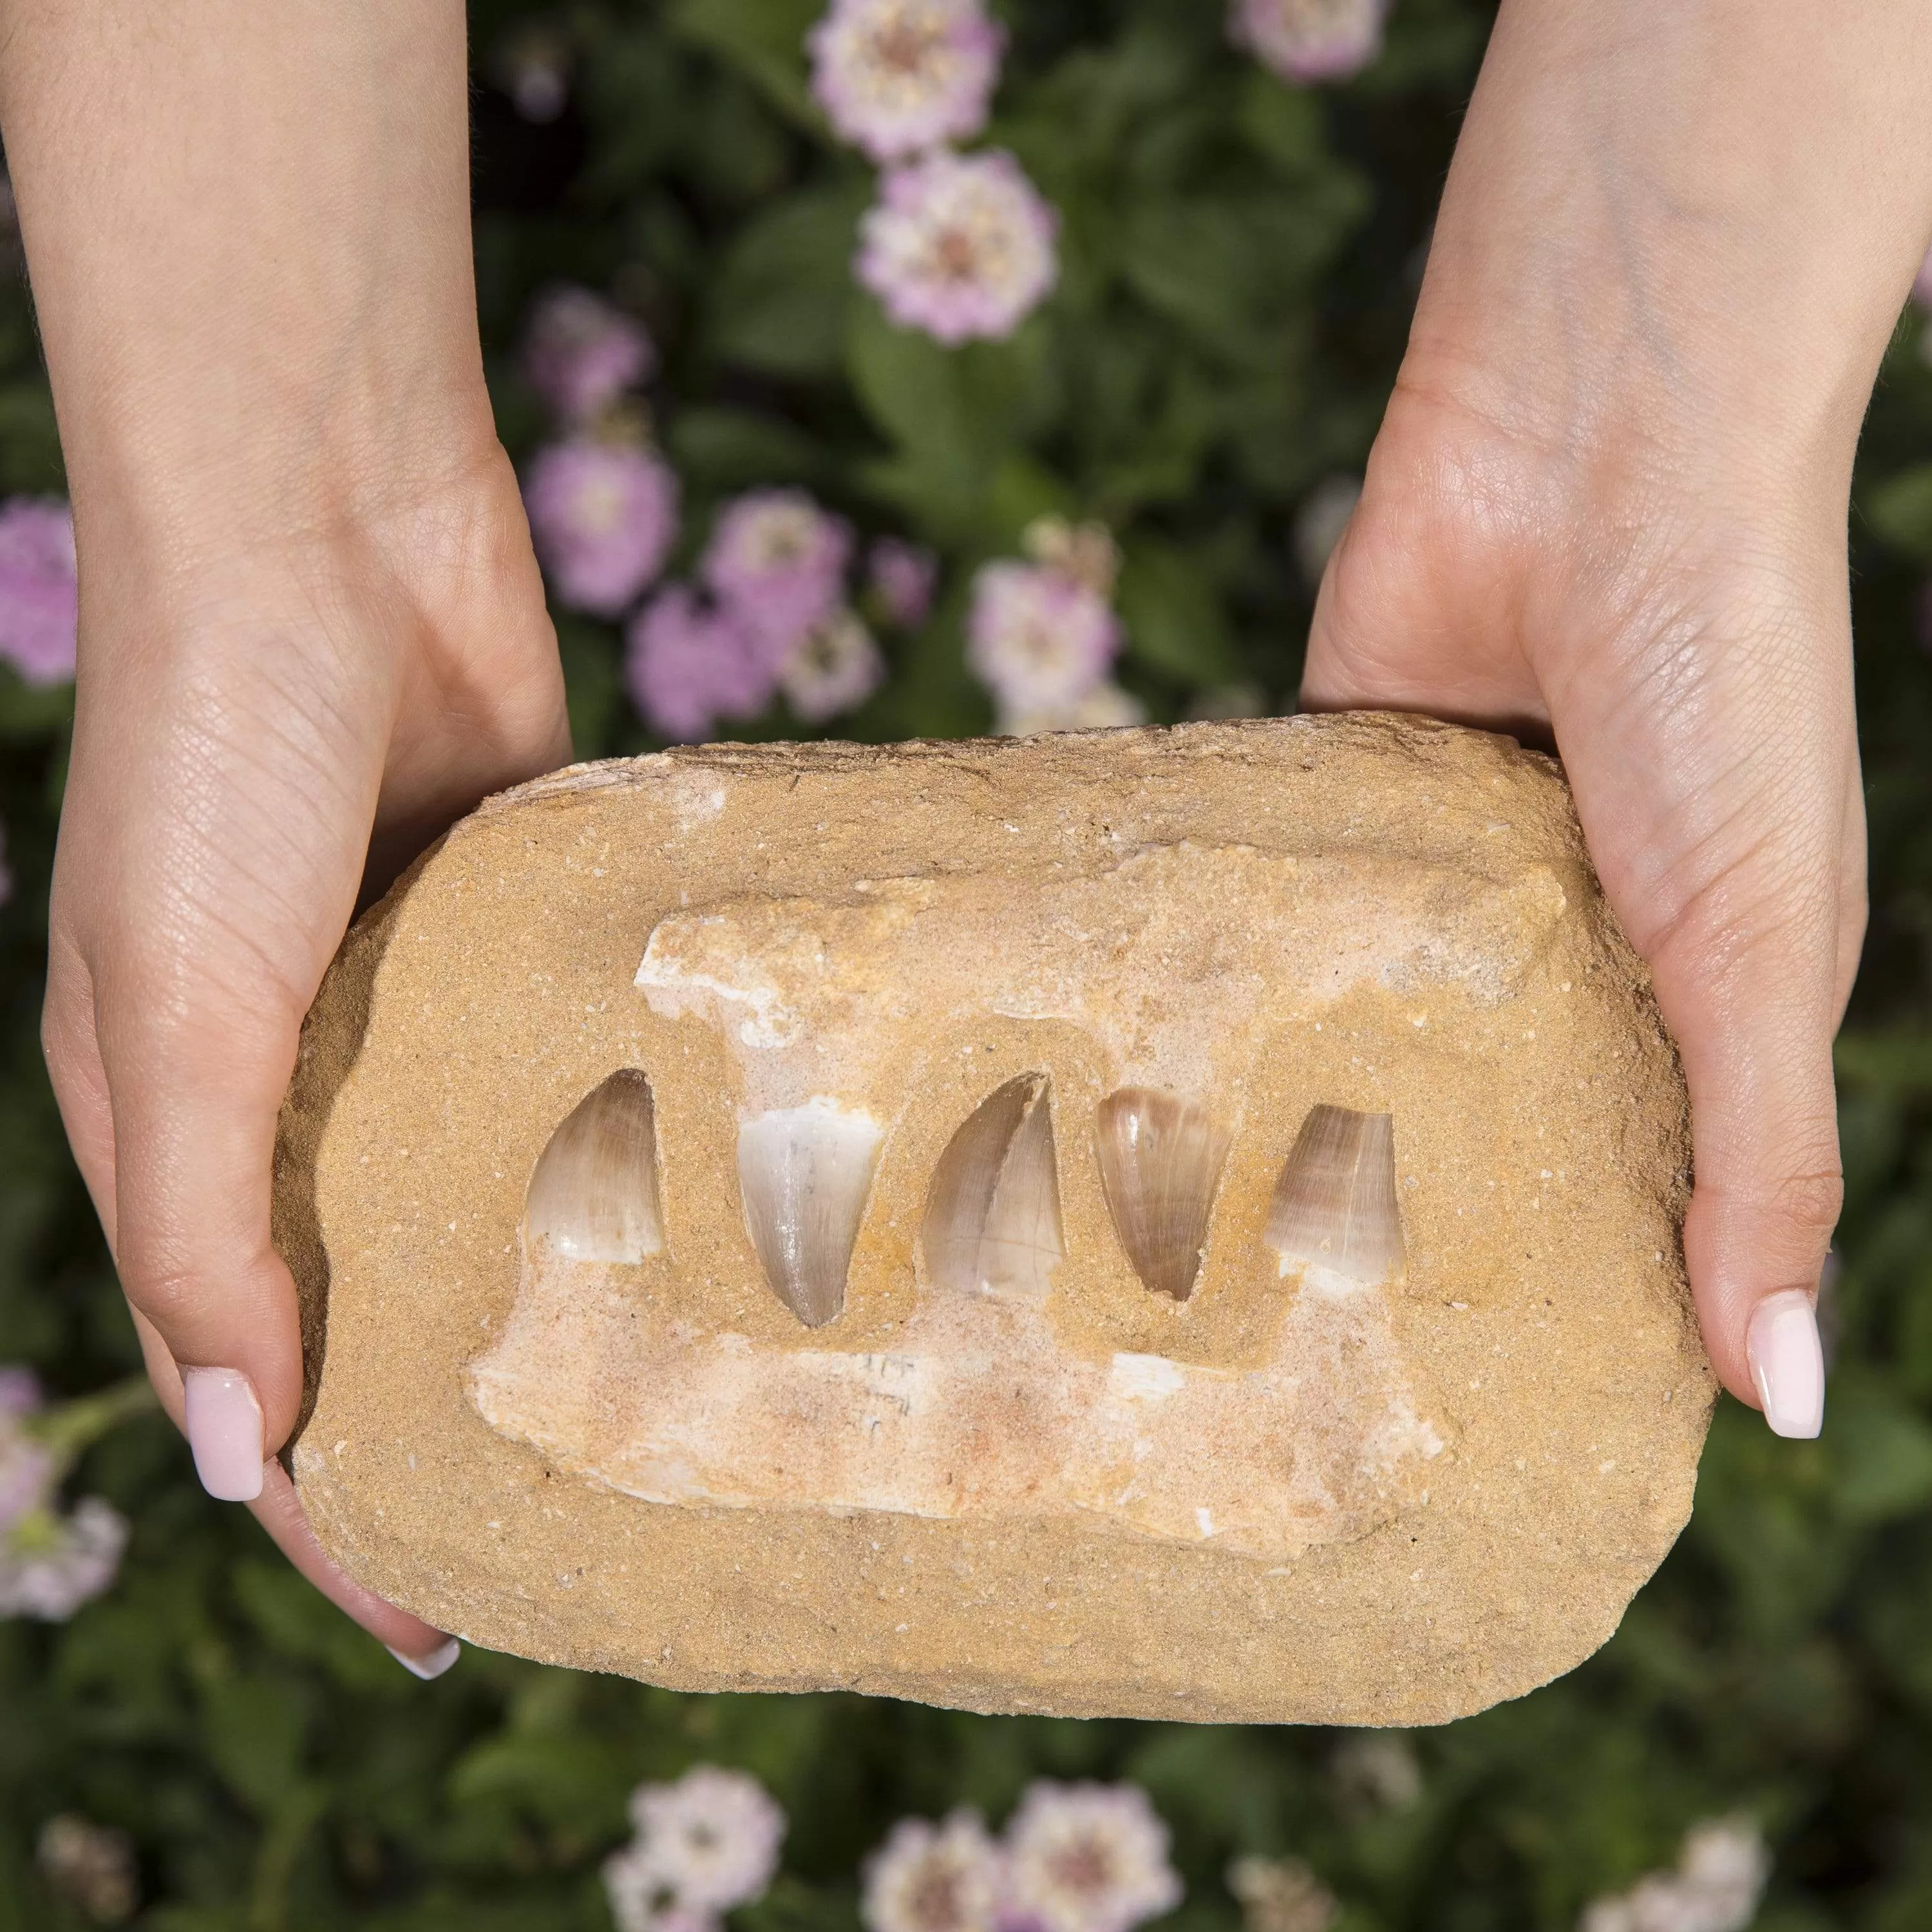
387 1638 461 1680
1747 1289 1825 1439
182 1367 266 1501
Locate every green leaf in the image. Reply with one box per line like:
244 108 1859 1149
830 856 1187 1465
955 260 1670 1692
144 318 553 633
1863 464 1932 562
710 184 868 378
669 408 826 489
665 0 822 128
1832 1383 1932 1524
1117 540 1243 685
1836 1029 1932 1092
556 616 628 764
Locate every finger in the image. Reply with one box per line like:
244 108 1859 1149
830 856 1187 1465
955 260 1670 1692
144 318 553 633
250 1461 459 1677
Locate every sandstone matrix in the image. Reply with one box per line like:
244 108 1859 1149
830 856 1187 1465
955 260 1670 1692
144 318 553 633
274 713 1712 1725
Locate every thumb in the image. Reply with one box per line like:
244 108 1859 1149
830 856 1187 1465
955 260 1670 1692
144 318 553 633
1553 644 1859 1439
91 914 313 1495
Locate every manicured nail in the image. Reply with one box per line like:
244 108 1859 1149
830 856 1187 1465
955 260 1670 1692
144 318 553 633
182 1367 266 1501
1747 1289 1825 1439
387 1638 461 1680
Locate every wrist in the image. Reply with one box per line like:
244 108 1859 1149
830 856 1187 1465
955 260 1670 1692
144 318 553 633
1403 0 1932 513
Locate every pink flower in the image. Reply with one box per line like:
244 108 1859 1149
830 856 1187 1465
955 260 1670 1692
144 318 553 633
626 585 778 741
867 537 939 627
522 286 655 423
1229 0 1387 84
603 1765 787 1931
782 611 886 723
0 498 78 685
524 440 679 617
809 0 1004 163
703 489 853 661
858 151 1058 345
1000 1784 1182 1932
967 560 1120 713
863 1811 1006 1932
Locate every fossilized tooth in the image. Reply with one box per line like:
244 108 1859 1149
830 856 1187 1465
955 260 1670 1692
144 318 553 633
1095 1086 1231 1302
524 1069 665 1263
737 1100 885 1327
922 1074 1065 1301
1265 1104 1405 1287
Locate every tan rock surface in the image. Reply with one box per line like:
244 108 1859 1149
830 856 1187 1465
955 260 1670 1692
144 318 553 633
275 713 1712 1724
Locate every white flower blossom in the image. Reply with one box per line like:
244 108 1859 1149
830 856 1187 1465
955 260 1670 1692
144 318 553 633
0 1497 128 1620
605 1765 786 1927
862 1810 1005 1932
1578 1819 1770 1932
1001 1783 1182 1932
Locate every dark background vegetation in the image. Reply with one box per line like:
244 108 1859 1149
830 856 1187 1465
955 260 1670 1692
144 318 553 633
6 1 1932 1924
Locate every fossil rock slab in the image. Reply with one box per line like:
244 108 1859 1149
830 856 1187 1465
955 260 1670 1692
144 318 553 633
275 714 1711 1724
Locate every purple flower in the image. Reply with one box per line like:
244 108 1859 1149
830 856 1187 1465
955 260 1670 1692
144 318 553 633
522 286 655 423
1229 0 1387 84
603 1765 788 1932
967 560 1120 714
857 151 1058 346
809 0 1005 163
862 1811 1005 1932
1000 1784 1182 1932
0 498 78 685
867 537 939 628
524 440 679 618
626 585 779 741
702 489 853 661
782 611 886 723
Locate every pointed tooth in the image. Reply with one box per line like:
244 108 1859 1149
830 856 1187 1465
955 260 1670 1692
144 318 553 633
737 1101 884 1327
922 1074 1065 1301
1094 1086 1229 1302
1264 1105 1405 1287
525 1070 665 1263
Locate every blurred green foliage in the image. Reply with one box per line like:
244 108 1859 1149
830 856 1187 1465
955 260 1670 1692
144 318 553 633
4 1 1932 1926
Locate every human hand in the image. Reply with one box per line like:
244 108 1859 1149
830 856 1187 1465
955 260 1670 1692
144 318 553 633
5 0 569 1666
1304 0 1932 1435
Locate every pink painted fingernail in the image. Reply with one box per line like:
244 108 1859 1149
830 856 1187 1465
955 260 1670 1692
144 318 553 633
387 1638 461 1680
182 1367 266 1501
1747 1289 1825 1439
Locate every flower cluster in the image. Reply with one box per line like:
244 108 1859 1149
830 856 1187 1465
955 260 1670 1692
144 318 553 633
0 496 79 686
603 1765 786 1932
1 1368 131 1622
1578 1819 1770 1932
967 517 1140 734
626 490 909 741
1229 0 1388 86
862 1781 1182 1932
810 0 1058 343
519 285 681 622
